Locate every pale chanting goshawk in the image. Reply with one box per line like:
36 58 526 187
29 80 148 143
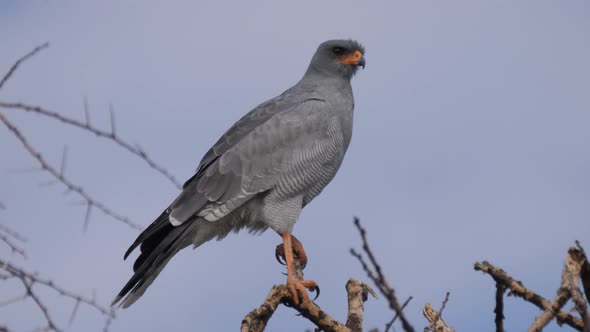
113 39 365 308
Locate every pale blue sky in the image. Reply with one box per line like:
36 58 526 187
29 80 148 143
1 1 589 331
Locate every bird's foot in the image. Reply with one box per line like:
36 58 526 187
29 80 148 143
287 278 319 306
275 235 308 269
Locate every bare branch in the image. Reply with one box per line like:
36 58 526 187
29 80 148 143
474 260 584 331
21 277 63 332
0 223 26 258
0 43 49 91
345 279 376 332
495 283 506 332
566 244 590 331
243 241 374 332
241 284 352 332
423 301 454 332
0 258 115 331
0 101 182 189
351 217 415 332
385 296 412 332
0 113 141 230
0 233 26 258
575 241 590 306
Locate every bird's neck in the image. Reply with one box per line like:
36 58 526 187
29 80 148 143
298 71 352 94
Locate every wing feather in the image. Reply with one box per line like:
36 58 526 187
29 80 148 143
169 98 329 224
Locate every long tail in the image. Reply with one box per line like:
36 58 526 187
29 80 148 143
112 210 197 308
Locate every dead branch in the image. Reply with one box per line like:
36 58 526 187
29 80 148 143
345 279 377 332
241 284 350 332
565 244 590 331
243 240 374 332
351 218 416 332
0 112 141 231
423 301 454 332
494 282 506 332
0 101 181 189
385 296 412 332
574 241 590 307
528 280 571 332
474 260 584 331
0 258 115 331
241 279 374 332
0 43 49 91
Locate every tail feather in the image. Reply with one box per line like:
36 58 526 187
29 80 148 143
112 211 197 308
124 210 170 260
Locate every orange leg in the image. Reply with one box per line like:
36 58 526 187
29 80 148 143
275 234 308 269
281 233 318 306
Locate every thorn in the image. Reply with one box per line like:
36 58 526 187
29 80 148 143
68 299 80 326
83 97 91 126
59 145 68 177
109 104 116 138
83 203 92 232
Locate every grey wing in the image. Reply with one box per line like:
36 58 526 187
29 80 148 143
168 98 331 225
191 92 298 180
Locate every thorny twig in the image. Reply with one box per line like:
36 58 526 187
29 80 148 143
0 113 141 231
0 43 49 91
0 223 26 258
350 217 416 332
0 258 115 332
0 43 180 189
0 101 182 189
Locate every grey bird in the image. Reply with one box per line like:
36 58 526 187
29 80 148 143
112 39 365 308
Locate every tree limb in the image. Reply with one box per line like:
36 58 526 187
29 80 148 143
474 260 584 331
0 112 141 231
0 101 181 189
494 282 506 332
0 43 49 91
351 218 415 332
0 258 115 331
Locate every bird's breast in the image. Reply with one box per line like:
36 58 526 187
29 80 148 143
275 114 351 206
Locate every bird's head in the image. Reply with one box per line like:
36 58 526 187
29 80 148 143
307 39 366 80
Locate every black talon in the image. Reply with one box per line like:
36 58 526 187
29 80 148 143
275 246 286 266
312 285 320 301
283 298 294 308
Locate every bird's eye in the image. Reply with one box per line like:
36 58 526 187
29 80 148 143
332 47 345 55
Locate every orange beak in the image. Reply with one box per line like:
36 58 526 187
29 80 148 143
337 50 364 67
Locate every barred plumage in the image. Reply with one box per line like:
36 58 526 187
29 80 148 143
113 39 365 308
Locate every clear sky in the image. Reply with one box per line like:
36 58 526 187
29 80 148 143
1 1 589 331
